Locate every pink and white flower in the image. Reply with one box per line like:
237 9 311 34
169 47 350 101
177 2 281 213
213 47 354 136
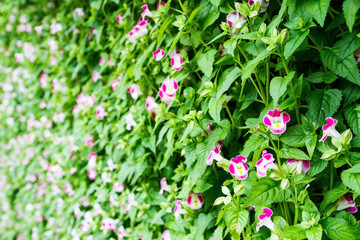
186 192 204 210
145 96 158 113
39 72 49 88
116 14 123 23
337 195 358 214
39 100 46 109
229 155 249 180
227 11 247 34
159 178 170 195
107 159 117 172
125 113 137 130
256 150 277 177
206 146 222 165
129 83 142 100
125 193 138 213
141 4 153 19
88 153 97 168
92 71 101 82
161 230 170 240
263 108 290 134
101 172 111 184
101 218 119 231
159 77 178 103
174 200 186 219
99 58 104 66
128 18 149 43
320 117 340 142
158 2 166 10
170 52 183 71
248 0 270 12
118 226 128 239
96 105 107 120
113 182 125 193
75 8 85 18
88 169 97 180
256 208 275 232
81 221 90 234
85 135 95 149
287 159 311 175
153 49 165 61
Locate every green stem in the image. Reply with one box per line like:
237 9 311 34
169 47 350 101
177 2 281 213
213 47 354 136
266 60 270 104
330 160 334 189
293 187 299 224
225 104 235 127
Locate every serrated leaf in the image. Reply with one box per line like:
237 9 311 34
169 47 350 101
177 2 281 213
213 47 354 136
270 71 295 105
281 225 306 240
320 182 348 213
189 143 208 187
210 0 221 7
224 38 238 56
216 67 242 98
280 124 306 147
344 104 360 135
198 49 217 77
242 50 271 80
341 163 360 195
213 224 224 240
246 178 288 206
278 147 310 160
223 205 249 238
197 1 220 30
303 0 331 27
307 151 328 177
306 89 342 126
306 224 323 240
341 83 360 107
343 0 360 32
209 95 227 123
333 32 360 61
241 135 266 157
321 49 360 85
284 29 310 59
305 134 317 158
323 217 359 240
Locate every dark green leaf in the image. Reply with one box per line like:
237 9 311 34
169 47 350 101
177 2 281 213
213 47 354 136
343 0 360 32
284 29 310 59
280 124 306 147
278 147 310 160
242 50 271 81
216 67 242 98
246 178 288 206
270 71 295 105
341 163 360 195
344 104 360 135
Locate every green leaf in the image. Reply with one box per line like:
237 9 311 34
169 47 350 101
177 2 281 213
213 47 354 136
344 104 360 135
333 32 360 61
320 49 360 86
198 49 217 77
267 0 289 32
213 224 223 240
216 67 242 98
208 95 226 123
209 0 221 7
343 0 360 32
303 0 331 27
224 204 249 238
189 143 208 187
323 217 359 240
278 147 310 160
305 134 317 158
195 213 213 240
341 83 360 107
281 225 306 240
242 50 271 81
306 89 342 126
284 29 310 59
280 124 306 147
197 1 220 30
306 224 323 240
305 71 338 84
307 151 328 177
246 178 288 206
320 182 348 213
270 71 295 105
241 135 266 157
224 38 238 56
341 163 360 195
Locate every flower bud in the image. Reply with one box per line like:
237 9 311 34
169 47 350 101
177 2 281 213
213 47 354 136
281 178 290 189
341 129 353 146
258 23 267 36
321 149 337 160
279 29 288 45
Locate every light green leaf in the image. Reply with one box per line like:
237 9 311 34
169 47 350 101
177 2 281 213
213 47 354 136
303 0 331 27
320 182 348 213
270 71 295 105
280 125 306 147
306 225 323 240
341 163 360 195
343 0 360 32
246 178 288 206
210 0 221 7
321 49 360 86
284 29 310 59
216 67 242 98
224 38 238 56
323 217 359 240
306 89 342 126
198 49 217 77
278 147 310 160
281 225 306 240
189 143 208 187
224 205 249 238
208 96 225 123
242 50 271 80
241 135 266 157
213 224 223 240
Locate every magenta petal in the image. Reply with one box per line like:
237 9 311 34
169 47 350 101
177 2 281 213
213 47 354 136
348 206 358 213
187 196 191 205
263 116 272 126
229 163 235 174
198 195 204 204
263 207 273 217
282 112 290 123
302 160 311 173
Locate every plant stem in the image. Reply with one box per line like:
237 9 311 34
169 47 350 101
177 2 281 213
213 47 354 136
330 160 334 189
293 186 299 224
225 104 235 127
266 60 270 104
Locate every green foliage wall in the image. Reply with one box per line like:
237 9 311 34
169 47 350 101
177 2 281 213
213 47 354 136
0 0 360 239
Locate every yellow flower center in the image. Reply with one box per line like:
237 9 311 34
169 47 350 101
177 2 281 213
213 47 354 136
194 200 198 207
275 123 280 128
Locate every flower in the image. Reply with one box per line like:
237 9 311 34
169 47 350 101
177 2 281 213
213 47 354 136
206 145 222 165
87 169 97 180
256 207 275 232
126 193 138 213
96 104 107 120
248 0 269 12
128 18 149 43
101 218 119 231
186 192 204 210
159 178 170 194
99 58 104 66
287 159 311 175
113 182 125 193
256 150 277 177
227 11 247 34
153 49 165 61
118 226 128 239
125 113 137 130
161 230 170 240
88 153 97 168
170 52 183 71
92 71 101 82
263 108 290 134
81 221 90 234
141 4 153 19
85 135 95 149
320 117 340 142
174 200 186 219
74 8 85 18
337 195 358 213
129 83 142 100
145 96 158 113
101 172 111 184
107 159 117 172
229 155 249 180
159 77 178 103
116 14 123 23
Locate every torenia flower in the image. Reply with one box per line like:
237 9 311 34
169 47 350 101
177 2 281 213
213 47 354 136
159 178 170 195
227 11 247 34
101 172 111 184
248 0 269 12
87 169 97 180
125 113 137 130
256 150 277 177
116 14 123 24
354 47 360 63
99 58 104 66
186 192 204 210
96 105 107 120
256 208 275 232
101 218 119 231
81 221 90 234
129 83 142 100
337 195 358 213
206 145 222 165
118 226 128 240
174 200 186 219
161 230 170 240
153 49 165 61
74 8 85 18
113 182 125 193
126 193 138 213
85 135 95 149
320 117 340 142
145 96 158 113
107 159 117 172
170 52 183 71
161 77 178 98
263 108 290 134
287 159 311 175
88 153 97 168
141 4 154 19
229 155 249 180
92 71 101 82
